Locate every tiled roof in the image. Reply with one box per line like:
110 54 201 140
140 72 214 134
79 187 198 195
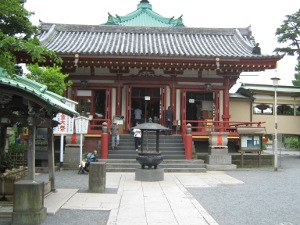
237 83 300 95
230 93 252 99
103 1 184 27
39 23 278 60
0 68 79 117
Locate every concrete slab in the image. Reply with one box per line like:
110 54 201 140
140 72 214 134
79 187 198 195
135 168 164 181
44 189 78 215
206 164 237 171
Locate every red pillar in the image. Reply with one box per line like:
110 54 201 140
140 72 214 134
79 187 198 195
185 123 192 160
170 76 176 118
101 122 109 159
116 85 122 116
222 78 231 129
71 133 77 144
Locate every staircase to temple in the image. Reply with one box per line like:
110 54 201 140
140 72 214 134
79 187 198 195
108 134 185 160
99 134 206 172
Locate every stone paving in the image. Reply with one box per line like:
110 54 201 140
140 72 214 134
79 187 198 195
44 171 243 225
0 150 299 225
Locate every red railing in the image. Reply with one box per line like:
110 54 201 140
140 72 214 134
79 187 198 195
180 120 265 160
88 118 111 134
181 120 265 136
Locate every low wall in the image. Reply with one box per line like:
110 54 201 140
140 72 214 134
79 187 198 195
0 167 27 195
197 153 273 168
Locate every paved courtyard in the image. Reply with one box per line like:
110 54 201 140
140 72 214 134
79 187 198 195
0 151 299 225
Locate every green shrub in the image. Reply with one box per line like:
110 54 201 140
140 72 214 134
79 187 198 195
284 136 300 149
8 142 26 153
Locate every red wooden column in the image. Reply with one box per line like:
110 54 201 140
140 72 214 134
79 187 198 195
222 78 231 130
101 122 109 159
185 123 192 159
170 76 176 118
116 85 122 116
161 87 166 125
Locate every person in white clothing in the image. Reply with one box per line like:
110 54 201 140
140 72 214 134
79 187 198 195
133 122 142 151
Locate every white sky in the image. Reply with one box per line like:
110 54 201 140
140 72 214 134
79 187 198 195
25 0 300 90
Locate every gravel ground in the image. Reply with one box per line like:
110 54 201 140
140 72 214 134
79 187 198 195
188 155 300 225
39 170 110 225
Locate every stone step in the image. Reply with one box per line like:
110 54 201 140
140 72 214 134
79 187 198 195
112 143 185 148
107 154 185 160
108 150 185 155
99 159 204 164
0 202 12 218
108 134 186 160
104 163 205 169
106 167 206 173
97 159 206 173
108 146 184 151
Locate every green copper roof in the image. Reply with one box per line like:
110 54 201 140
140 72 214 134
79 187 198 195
103 0 184 27
0 67 79 117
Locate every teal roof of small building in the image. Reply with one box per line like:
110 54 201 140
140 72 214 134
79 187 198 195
0 67 79 117
103 0 184 27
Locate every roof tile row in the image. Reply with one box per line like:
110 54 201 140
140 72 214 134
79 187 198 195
39 23 276 59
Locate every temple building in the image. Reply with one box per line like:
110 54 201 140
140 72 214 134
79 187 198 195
17 0 281 153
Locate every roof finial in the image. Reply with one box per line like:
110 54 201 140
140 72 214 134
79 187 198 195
252 43 261 55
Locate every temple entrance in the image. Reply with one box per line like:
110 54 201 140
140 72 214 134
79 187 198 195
186 92 214 121
131 88 161 125
77 89 109 119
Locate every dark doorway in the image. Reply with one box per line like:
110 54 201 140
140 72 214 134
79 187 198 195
94 90 106 118
186 92 214 120
131 88 161 125
77 90 106 119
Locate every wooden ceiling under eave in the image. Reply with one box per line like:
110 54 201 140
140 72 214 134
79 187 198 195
15 53 280 76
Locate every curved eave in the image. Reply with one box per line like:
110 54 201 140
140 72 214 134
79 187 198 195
0 75 79 117
1 85 78 117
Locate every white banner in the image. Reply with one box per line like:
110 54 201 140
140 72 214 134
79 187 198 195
53 101 76 134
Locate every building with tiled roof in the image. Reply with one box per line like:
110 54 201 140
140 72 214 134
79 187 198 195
39 24 269 60
230 83 300 136
16 0 282 155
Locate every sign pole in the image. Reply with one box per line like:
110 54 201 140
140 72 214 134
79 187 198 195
60 134 64 169
74 116 90 165
79 133 83 163
53 99 77 171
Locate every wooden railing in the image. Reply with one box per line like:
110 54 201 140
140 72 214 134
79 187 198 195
181 120 265 137
88 118 111 134
87 118 264 137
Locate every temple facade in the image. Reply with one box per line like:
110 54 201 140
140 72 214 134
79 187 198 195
17 0 281 152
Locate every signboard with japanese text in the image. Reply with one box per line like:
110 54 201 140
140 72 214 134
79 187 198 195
53 101 77 135
74 116 90 134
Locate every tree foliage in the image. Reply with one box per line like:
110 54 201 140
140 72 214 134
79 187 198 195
292 61 300 86
0 0 71 95
0 0 62 75
275 9 300 86
274 9 300 59
26 64 72 95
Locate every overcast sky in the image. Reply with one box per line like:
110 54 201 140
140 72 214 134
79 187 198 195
25 0 300 89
